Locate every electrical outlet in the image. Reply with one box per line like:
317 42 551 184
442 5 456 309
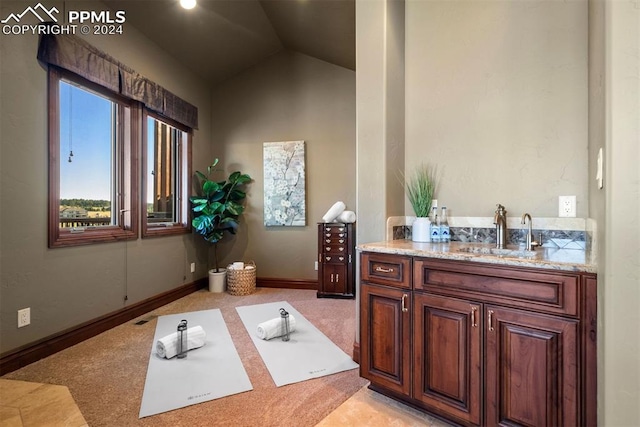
18 308 30 328
314 261 318 271
559 196 577 217
190 262 196 273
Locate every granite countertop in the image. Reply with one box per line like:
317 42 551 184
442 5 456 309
357 240 597 273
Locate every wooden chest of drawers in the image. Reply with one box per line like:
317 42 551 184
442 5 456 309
317 222 355 298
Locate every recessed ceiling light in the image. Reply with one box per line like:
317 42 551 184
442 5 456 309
180 0 197 10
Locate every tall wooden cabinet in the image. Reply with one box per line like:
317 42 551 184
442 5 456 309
317 222 355 298
360 252 597 427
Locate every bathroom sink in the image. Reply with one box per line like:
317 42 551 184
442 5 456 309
456 246 538 258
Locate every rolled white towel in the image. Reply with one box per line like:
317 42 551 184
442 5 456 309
256 315 297 340
322 201 345 223
156 325 207 359
337 210 356 223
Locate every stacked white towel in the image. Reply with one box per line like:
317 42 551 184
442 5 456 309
337 210 356 223
322 201 345 222
256 315 297 340
156 325 207 359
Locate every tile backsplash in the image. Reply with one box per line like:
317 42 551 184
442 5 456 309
389 216 589 250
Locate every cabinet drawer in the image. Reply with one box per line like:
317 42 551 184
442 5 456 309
324 225 347 234
324 245 347 254
361 253 411 289
414 258 579 316
323 237 347 245
323 254 348 264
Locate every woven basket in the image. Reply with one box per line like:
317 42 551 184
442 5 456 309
226 261 256 296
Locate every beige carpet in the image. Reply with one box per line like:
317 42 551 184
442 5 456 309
1 288 368 426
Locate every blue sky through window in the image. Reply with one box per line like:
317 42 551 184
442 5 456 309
59 81 113 201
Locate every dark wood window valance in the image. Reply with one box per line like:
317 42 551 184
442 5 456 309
37 34 198 130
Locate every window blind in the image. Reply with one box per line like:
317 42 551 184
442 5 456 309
37 34 198 130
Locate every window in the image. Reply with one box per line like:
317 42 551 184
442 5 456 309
142 112 191 237
48 67 138 247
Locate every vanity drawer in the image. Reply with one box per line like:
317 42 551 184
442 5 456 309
361 253 412 289
414 258 579 316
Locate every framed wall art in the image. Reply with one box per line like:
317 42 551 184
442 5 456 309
263 141 306 226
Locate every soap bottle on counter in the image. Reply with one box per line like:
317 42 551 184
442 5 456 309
440 207 450 242
430 206 441 242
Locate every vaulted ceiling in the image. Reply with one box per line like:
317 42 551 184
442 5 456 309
103 0 355 85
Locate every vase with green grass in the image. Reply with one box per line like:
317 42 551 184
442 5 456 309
404 164 437 242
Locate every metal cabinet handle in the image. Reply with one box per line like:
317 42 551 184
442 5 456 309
488 310 495 332
471 306 478 328
375 266 394 273
401 294 408 313
336 274 339 282
330 274 334 283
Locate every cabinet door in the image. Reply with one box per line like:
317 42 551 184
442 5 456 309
321 264 347 295
360 283 411 396
413 293 482 425
485 306 579 427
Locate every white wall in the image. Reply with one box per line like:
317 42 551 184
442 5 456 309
209 50 356 279
0 0 212 353
405 0 588 218
602 1 640 425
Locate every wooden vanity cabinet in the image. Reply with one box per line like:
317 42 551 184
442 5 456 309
359 253 412 395
412 292 482 425
360 252 597 427
360 283 411 396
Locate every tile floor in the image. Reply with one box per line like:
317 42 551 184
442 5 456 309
0 379 88 427
317 386 454 426
0 378 453 427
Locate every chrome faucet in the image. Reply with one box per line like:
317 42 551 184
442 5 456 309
521 213 540 251
493 204 507 249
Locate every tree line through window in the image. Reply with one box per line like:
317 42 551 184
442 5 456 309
49 67 191 247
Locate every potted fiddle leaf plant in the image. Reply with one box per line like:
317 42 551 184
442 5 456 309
190 159 252 292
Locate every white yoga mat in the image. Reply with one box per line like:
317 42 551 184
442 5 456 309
139 309 252 418
236 301 358 387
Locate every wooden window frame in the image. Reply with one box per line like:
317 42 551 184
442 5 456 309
141 110 192 238
48 67 139 248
